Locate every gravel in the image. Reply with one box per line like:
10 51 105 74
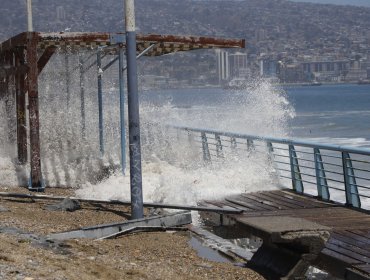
0 187 265 280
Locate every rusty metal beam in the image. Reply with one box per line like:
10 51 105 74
26 32 43 191
1 32 245 52
38 32 245 48
39 32 111 44
137 34 245 48
38 46 56 74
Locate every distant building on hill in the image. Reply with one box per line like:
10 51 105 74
216 50 230 83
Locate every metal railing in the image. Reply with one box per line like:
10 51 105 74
172 126 370 210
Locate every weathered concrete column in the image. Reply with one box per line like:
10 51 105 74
15 51 27 165
27 32 43 191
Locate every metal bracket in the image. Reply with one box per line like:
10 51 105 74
342 152 361 208
314 148 329 200
201 132 211 162
289 145 304 193
28 173 45 192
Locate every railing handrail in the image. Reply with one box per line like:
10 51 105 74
172 125 370 156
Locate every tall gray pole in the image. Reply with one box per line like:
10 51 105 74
27 0 33 32
125 0 144 219
118 47 127 175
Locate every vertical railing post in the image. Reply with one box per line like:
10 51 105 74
231 137 237 150
215 134 223 158
342 152 361 208
79 55 86 140
201 132 211 162
289 145 303 193
97 50 104 156
119 46 126 174
314 148 329 200
266 142 274 162
247 139 255 154
27 32 43 191
187 129 193 145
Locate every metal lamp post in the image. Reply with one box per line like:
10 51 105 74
27 0 33 32
125 0 144 219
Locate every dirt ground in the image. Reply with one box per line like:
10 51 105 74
0 187 265 280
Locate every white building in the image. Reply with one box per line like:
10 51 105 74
216 50 229 83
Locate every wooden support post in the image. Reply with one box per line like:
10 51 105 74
38 46 56 74
4 52 16 145
15 50 27 165
27 32 43 191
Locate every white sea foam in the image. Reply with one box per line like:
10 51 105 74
0 51 293 205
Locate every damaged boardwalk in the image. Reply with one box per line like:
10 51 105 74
201 189 370 280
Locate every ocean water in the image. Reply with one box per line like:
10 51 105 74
286 84 370 147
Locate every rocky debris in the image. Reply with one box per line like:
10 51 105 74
0 226 71 256
45 198 81 212
0 230 265 280
0 204 9 212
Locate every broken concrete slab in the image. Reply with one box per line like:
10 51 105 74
188 225 254 262
235 216 331 279
48 211 192 240
44 198 81 212
236 216 330 246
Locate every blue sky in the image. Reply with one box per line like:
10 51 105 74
291 0 370 7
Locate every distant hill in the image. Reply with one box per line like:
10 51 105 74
290 0 370 7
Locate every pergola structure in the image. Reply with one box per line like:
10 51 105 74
0 31 245 191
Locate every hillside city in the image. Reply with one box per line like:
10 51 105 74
1 0 370 87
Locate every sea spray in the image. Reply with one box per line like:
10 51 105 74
0 51 295 206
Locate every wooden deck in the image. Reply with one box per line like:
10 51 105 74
200 189 370 279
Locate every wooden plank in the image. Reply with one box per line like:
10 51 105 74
263 190 319 208
331 232 370 250
237 206 357 219
240 194 282 210
314 216 370 223
320 223 370 231
278 189 336 208
327 238 370 259
351 229 370 236
325 243 370 264
315 220 370 228
230 195 276 211
224 197 271 211
320 248 362 265
201 200 240 210
353 264 370 274
247 192 294 210
306 215 370 223
346 266 370 280
257 191 309 209
347 230 370 240
336 230 370 245
206 199 258 212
